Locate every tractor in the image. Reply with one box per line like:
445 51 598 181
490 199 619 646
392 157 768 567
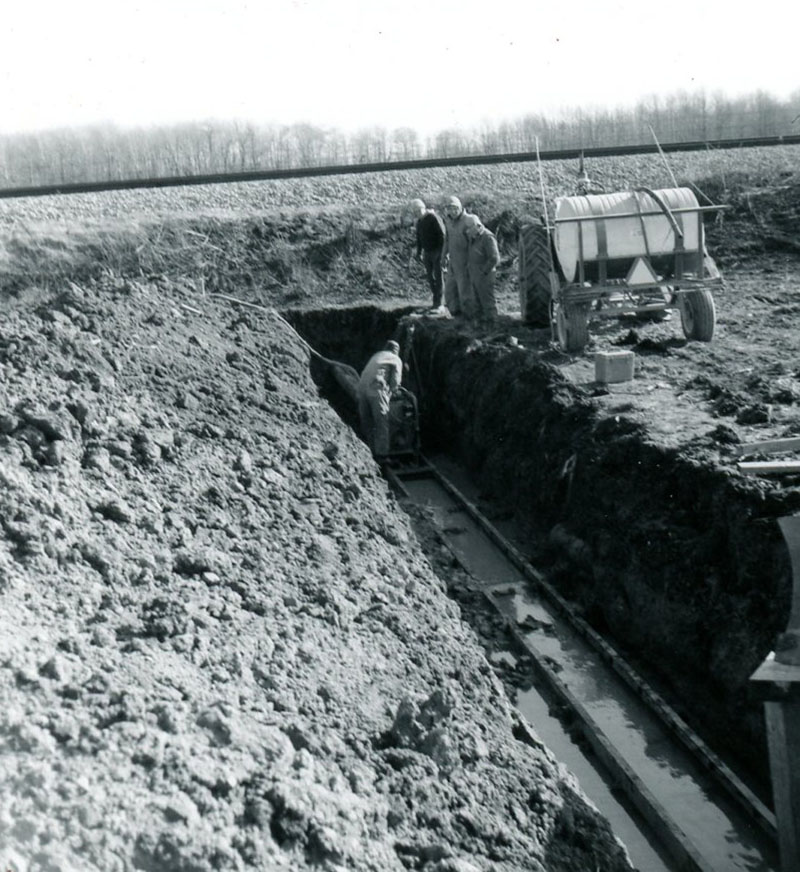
518 185 727 353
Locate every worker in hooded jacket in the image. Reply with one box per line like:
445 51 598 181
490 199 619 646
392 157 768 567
463 214 501 325
442 196 473 318
357 340 403 460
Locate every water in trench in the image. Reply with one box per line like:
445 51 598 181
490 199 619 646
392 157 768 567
398 469 779 872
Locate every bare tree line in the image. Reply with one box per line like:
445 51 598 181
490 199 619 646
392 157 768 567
1 89 798 187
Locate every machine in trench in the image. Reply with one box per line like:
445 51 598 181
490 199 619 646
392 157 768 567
329 361 421 464
518 186 727 352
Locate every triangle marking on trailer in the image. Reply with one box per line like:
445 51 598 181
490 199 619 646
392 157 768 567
626 257 659 286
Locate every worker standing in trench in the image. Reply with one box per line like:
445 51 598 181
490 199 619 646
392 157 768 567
357 340 403 461
443 196 472 318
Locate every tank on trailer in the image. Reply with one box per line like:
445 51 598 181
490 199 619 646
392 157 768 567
518 185 728 353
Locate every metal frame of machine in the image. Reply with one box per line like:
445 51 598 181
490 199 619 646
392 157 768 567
385 386 421 463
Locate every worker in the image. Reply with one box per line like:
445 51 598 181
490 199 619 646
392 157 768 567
464 214 501 326
442 196 473 318
409 198 446 313
357 340 403 460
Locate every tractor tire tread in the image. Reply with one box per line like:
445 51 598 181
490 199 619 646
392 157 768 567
518 223 552 327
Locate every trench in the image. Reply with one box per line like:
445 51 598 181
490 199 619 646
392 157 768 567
390 459 778 872
393 471 675 872
283 304 789 870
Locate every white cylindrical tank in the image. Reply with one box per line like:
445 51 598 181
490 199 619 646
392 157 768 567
554 188 702 283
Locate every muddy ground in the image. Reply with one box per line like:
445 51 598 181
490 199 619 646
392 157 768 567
2 165 800 871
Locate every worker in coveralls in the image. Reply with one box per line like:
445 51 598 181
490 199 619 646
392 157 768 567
463 214 501 326
442 196 472 318
409 199 446 313
358 340 403 460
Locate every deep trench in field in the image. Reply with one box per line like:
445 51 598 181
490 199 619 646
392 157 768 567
284 305 793 796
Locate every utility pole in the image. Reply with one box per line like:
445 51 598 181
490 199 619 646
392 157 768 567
751 515 800 872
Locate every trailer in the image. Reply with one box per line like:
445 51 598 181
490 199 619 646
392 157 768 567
518 186 727 353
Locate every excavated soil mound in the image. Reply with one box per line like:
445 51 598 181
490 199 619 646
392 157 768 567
0 277 632 871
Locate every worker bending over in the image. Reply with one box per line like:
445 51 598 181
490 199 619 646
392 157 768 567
358 340 403 460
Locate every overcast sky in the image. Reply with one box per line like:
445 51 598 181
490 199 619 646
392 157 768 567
1 0 796 136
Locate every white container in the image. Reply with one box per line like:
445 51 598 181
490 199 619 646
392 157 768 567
554 188 702 283
595 350 635 384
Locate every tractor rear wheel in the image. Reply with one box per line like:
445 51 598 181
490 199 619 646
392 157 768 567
518 223 552 327
680 290 716 341
554 302 590 353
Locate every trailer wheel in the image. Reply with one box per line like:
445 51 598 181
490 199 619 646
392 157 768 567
680 290 716 341
554 302 590 353
518 223 552 327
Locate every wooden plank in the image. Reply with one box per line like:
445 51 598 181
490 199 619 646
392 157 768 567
738 461 800 476
734 437 800 457
751 654 800 700
765 701 800 872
